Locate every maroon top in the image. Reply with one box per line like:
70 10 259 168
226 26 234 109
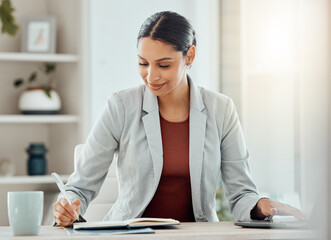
142 114 195 222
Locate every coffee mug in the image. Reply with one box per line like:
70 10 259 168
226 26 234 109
7 191 44 236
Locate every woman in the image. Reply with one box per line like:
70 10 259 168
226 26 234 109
53 11 307 227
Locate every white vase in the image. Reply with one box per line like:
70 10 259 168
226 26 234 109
18 88 61 114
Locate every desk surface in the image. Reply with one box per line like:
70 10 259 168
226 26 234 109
0 222 319 240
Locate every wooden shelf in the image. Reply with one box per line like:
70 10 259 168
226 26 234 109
0 115 79 123
0 52 78 63
0 174 70 184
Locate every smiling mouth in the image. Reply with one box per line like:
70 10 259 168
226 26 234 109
148 82 166 90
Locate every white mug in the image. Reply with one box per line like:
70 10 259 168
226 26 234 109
7 191 44 236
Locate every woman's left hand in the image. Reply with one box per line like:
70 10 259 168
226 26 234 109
256 198 309 221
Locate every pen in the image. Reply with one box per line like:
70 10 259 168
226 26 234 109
51 172 79 221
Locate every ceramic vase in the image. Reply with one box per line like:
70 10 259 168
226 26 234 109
26 143 48 175
18 88 61 114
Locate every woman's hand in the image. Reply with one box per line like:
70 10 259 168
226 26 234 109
53 198 81 226
256 198 309 221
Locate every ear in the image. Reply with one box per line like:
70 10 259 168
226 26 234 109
186 45 196 65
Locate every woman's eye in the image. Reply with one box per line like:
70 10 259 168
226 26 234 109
139 63 148 66
159 65 170 68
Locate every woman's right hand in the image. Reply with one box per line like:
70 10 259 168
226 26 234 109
53 198 81 226
256 198 309 221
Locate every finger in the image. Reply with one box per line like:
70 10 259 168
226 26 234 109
271 208 278 215
289 206 310 221
59 198 77 219
72 199 81 215
262 207 278 217
55 218 74 227
273 202 309 220
53 202 73 219
53 209 73 225
269 202 292 216
258 199 277 216
53 209 72 222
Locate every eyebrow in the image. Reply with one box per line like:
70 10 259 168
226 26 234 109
138 55 174 61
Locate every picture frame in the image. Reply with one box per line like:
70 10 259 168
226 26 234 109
21 17 56 53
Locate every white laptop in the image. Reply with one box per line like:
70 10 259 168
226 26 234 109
234 215 309 229
235 200 320 229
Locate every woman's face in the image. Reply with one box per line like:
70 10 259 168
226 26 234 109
137 37 188 97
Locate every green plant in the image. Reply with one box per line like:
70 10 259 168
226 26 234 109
13 63 57 98
0 0 18 36
216 181 234 221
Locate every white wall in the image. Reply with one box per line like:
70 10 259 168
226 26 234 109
328 0 331 235
297 1 328 229
89 0 220 125
240 0 298 197
220 0 241 114
221 0 329 213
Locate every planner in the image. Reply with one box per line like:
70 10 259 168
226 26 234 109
73 217 180 230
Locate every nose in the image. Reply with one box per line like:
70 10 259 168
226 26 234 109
146 66 160 83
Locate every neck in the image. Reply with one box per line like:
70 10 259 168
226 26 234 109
158 74 190 121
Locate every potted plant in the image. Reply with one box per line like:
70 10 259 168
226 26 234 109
13 63 61 114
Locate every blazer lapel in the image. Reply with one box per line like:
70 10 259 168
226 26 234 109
188 77 207 218
142 87 163 188
141 76 207 218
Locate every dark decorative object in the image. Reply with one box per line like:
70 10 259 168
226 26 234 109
26 143 47 175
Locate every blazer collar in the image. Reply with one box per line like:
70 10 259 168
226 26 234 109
141 85 162 191
187 74 205 112
142 85 158 113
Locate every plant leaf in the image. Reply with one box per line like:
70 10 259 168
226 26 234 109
43 87 51 98
28 72 37 83
0 0 19 36
13 78 24 87
44 63 56 74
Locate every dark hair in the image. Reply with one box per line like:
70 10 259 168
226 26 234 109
137 11 196 56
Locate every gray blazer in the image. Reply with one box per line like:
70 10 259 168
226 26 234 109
63 76 260 222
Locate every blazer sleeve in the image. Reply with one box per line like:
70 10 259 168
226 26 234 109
220 98 261 221
57 93 124 216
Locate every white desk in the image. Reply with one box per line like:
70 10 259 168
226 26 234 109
0 222 320 240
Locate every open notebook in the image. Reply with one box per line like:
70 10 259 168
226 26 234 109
73 218 180 230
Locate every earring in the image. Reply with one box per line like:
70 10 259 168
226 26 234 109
186 64 192 69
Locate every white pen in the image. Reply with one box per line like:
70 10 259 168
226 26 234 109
51 172 79 221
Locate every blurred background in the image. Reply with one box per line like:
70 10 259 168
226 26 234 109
0 0 329 238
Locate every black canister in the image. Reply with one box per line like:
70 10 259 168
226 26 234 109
26 143 48 175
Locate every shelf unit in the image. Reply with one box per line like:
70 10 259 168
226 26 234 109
0 50 82 178
0 174 70 184
0 0 88 225
0 0 89 226
0 52 78 63
0 0 86 174
0 115 79 123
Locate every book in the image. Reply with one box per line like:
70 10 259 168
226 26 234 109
65 227 155 235
73 217 180 230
